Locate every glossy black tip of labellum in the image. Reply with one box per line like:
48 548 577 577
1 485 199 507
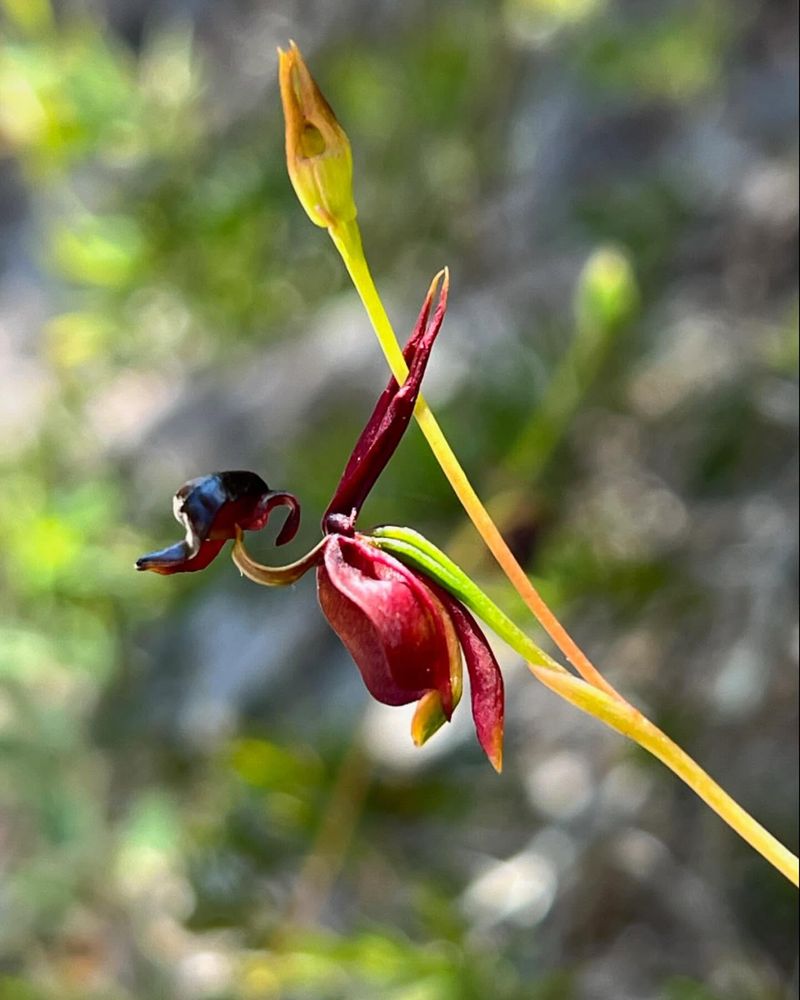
135 538 225 574
136 540 189 572
176 471 301 543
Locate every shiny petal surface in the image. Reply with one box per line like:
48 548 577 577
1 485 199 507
135 538 225 575
317 535 459 710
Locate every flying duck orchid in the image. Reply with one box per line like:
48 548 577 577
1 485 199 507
137 274 504 770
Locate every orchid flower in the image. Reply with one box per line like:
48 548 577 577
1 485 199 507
137 274 505 770
132 43 800 885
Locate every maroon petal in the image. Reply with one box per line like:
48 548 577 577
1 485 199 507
317 535 459 712
433 586 505 772
324 272 449 528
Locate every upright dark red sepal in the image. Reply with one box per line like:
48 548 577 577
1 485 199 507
323 272 449 529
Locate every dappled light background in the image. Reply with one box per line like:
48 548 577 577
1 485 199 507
0 1 797 998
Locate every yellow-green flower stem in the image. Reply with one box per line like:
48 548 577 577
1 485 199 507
371 526 800 886
328 218 625 705
528 666 799 887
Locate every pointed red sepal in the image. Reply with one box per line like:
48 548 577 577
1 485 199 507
323 271 449 530
317 534 460 713
432 585 505 772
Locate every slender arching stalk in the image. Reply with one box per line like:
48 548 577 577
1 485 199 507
370 526 800 887
527 665 799 887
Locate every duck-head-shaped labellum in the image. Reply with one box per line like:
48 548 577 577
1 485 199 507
136 471 300 574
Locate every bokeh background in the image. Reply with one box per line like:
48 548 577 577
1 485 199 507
0 1 797 998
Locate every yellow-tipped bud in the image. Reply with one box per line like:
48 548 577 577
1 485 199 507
277 41 356 229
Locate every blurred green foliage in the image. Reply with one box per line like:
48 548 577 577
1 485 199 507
0 0 796 997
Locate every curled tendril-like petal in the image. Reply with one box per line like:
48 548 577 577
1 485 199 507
260 490 302 546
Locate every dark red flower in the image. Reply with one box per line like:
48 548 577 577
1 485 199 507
316 532 503 770
138 275 505 768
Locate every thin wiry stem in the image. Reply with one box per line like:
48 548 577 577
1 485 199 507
528 664 799 887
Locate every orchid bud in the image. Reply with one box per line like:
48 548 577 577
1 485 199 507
574 246 638 336
278 41 356 230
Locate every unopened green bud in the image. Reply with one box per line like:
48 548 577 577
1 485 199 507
575 246 639 334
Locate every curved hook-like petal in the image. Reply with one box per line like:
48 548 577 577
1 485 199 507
255 490 302 547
